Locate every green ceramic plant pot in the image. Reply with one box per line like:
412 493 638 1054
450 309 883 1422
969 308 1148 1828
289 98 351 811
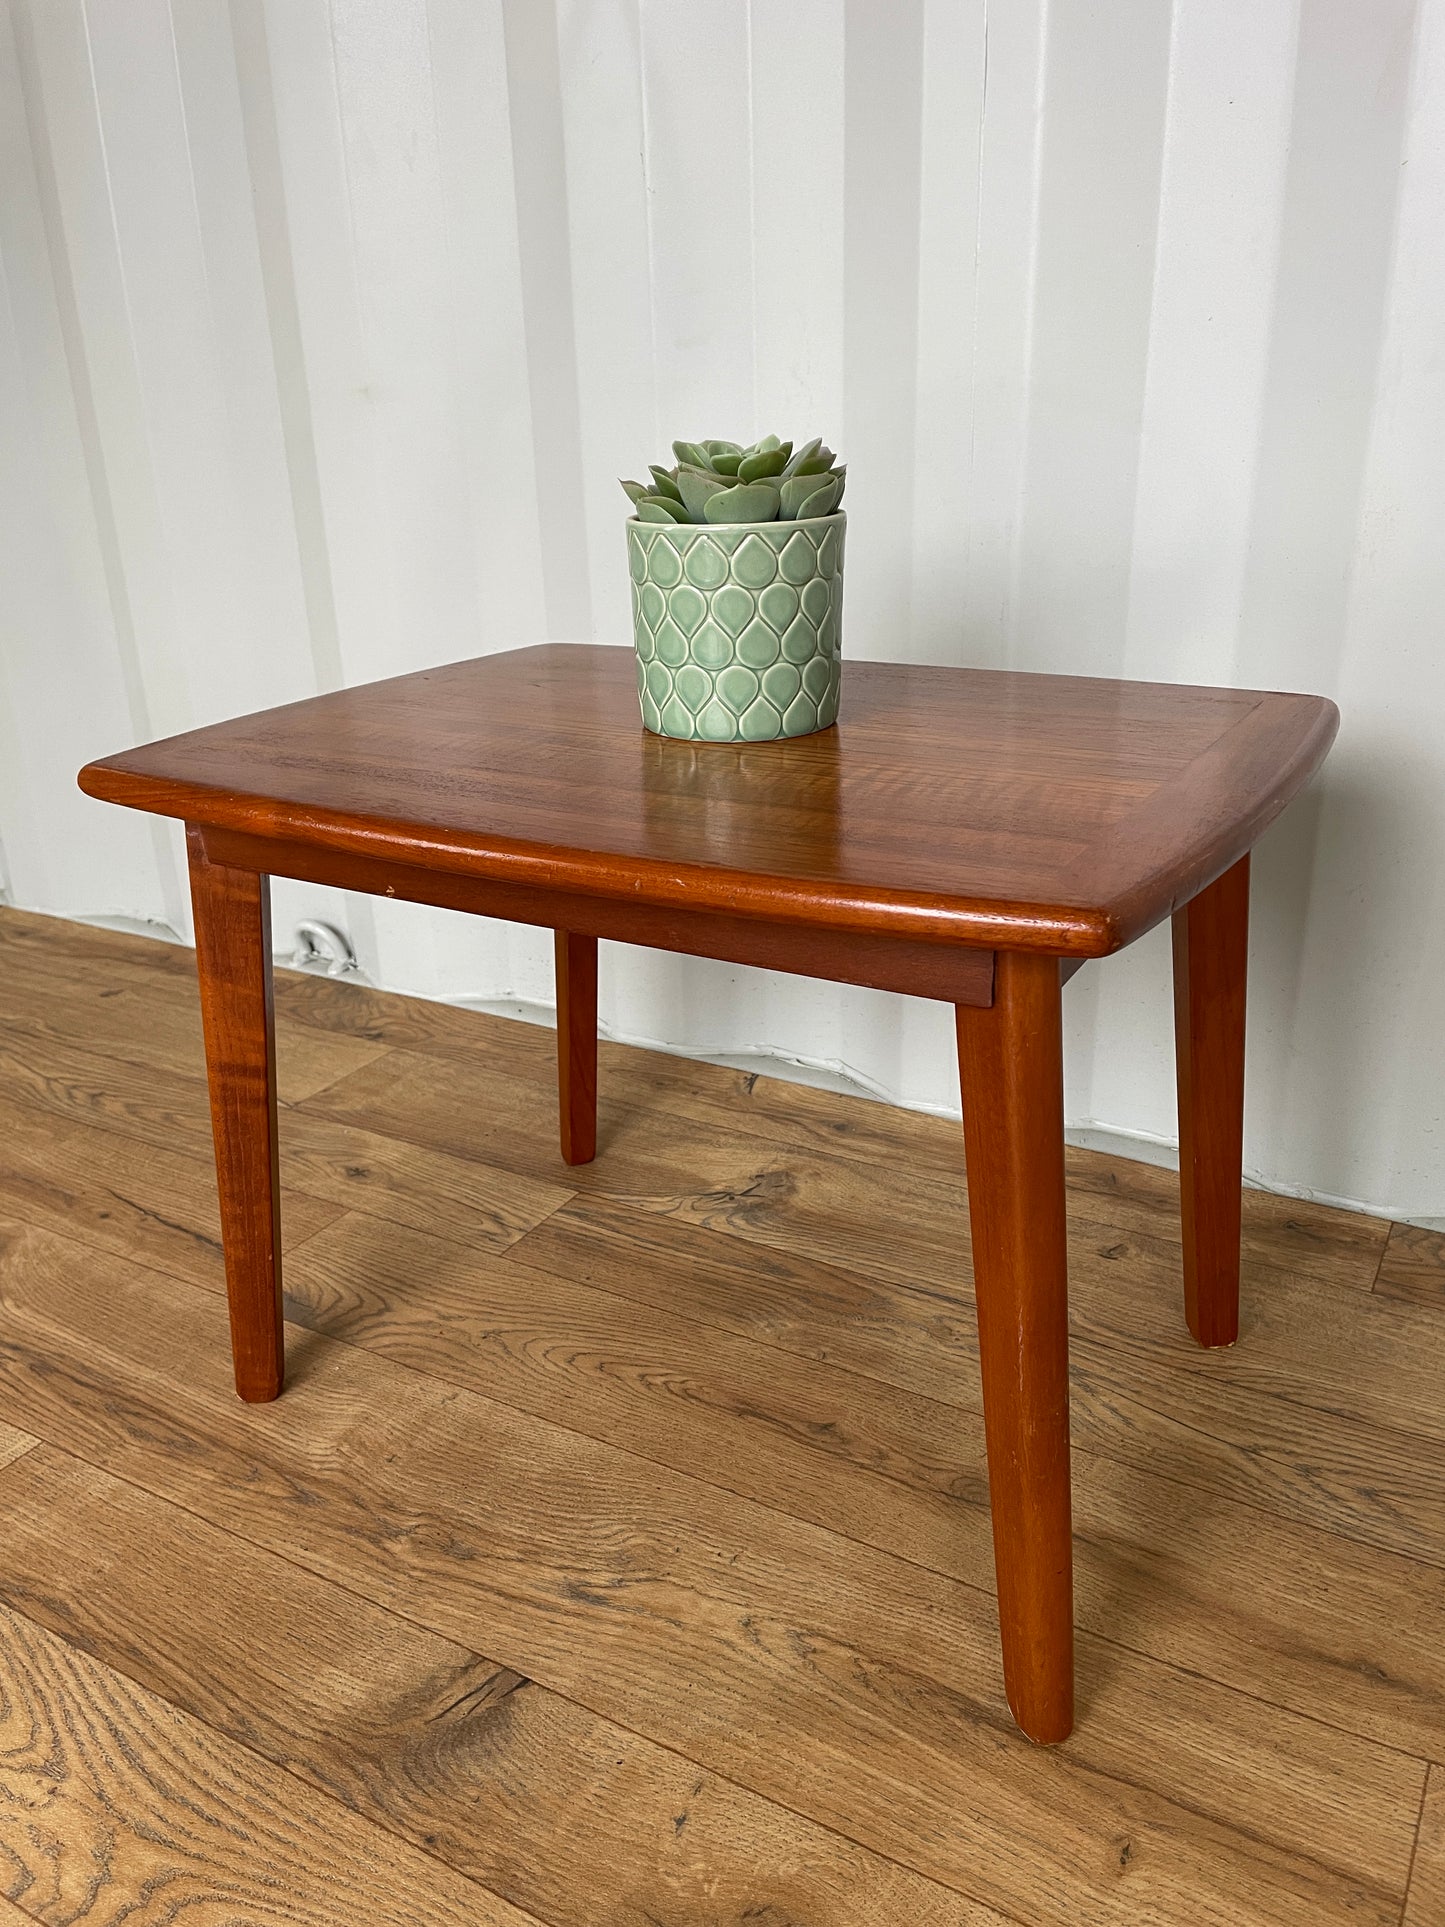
627 511 845 741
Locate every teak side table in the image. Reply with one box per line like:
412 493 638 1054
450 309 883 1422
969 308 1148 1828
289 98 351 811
79 644 1338 1744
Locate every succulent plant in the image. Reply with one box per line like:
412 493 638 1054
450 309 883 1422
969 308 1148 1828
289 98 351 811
620 436 846 525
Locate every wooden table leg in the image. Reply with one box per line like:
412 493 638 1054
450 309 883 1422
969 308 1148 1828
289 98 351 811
956 951 1073 1744
554 930 598 1166
1172 854 1249 1348
187 828 284 1402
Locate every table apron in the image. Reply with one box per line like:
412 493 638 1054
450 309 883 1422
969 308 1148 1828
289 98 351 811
195 826 998 1008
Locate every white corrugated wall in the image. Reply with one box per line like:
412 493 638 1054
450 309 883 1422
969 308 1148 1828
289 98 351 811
1 0 1442 1220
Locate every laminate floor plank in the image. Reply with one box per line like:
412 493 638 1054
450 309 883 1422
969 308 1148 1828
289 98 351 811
513 1189 981 1395
1374 1224 1445 1310
0 924 390 1106
2 909 1436 1927
1 918 1401 1409
0 1089 341 1286
581 1055 1389 1297
0 1024 570 1255
0 1599 544 1926
280 1208 1445 1761
6 986 1436 1577
1405 1768 1445 1924
1 1000 975 1298
280 968 981 1184
0 1447 1012 1927
284 1209 995 1569
258 945 1391 1290
299 1046 973 1294
280 1106 573 1251
510 1188 1392 1411
0 1425 36 1474
273 953 542 1057
0 909 1403 1294
301 1048 1410 1430
0 1217 1424 1927
1068 1238 1445 1448
511 1196 1445 1574
258 938 1390 1295
5 997 1438 1581
0 908 194 977
1061 1149 1390 1296
1066 1333 1445 1573
300 1033 1393 1310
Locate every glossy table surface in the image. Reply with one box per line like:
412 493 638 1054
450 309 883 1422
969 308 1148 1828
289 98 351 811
80 643 1338 957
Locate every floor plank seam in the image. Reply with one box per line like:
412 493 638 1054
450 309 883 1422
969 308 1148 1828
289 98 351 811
292 1078 1404 1331
6 1096 1443 1620
0 1591 563 1927
9 1297 1434 1863
0 1437 41 1475
276 1038 403 1111
1370 1230 1395 1298
6 908 1442 1924
290 1212 1445 1598
1091 1639 1441 1775
0 1443 1024 1927
506 1184 587 1246
274 1264 1445 1734
1398 1767 1432 1926
0 1057 572 1257
1068 1387 1445 1577
11 1158 1445 1602
1097 1322 1445 1456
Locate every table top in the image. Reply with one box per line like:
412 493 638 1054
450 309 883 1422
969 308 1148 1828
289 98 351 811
80 644 1338 957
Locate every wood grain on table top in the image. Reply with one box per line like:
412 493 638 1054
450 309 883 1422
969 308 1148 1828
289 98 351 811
79 645 1338 956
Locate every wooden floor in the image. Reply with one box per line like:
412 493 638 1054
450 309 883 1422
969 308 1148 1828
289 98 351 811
0 907 1443 1926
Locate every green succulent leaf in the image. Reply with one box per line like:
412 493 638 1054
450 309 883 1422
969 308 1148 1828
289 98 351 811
779 472 830 518
793 474 841 520
782 437 821 478
702 482 782 523
675 466 730 520
738 445 789 483
636 494 689 523
630 435 842 523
